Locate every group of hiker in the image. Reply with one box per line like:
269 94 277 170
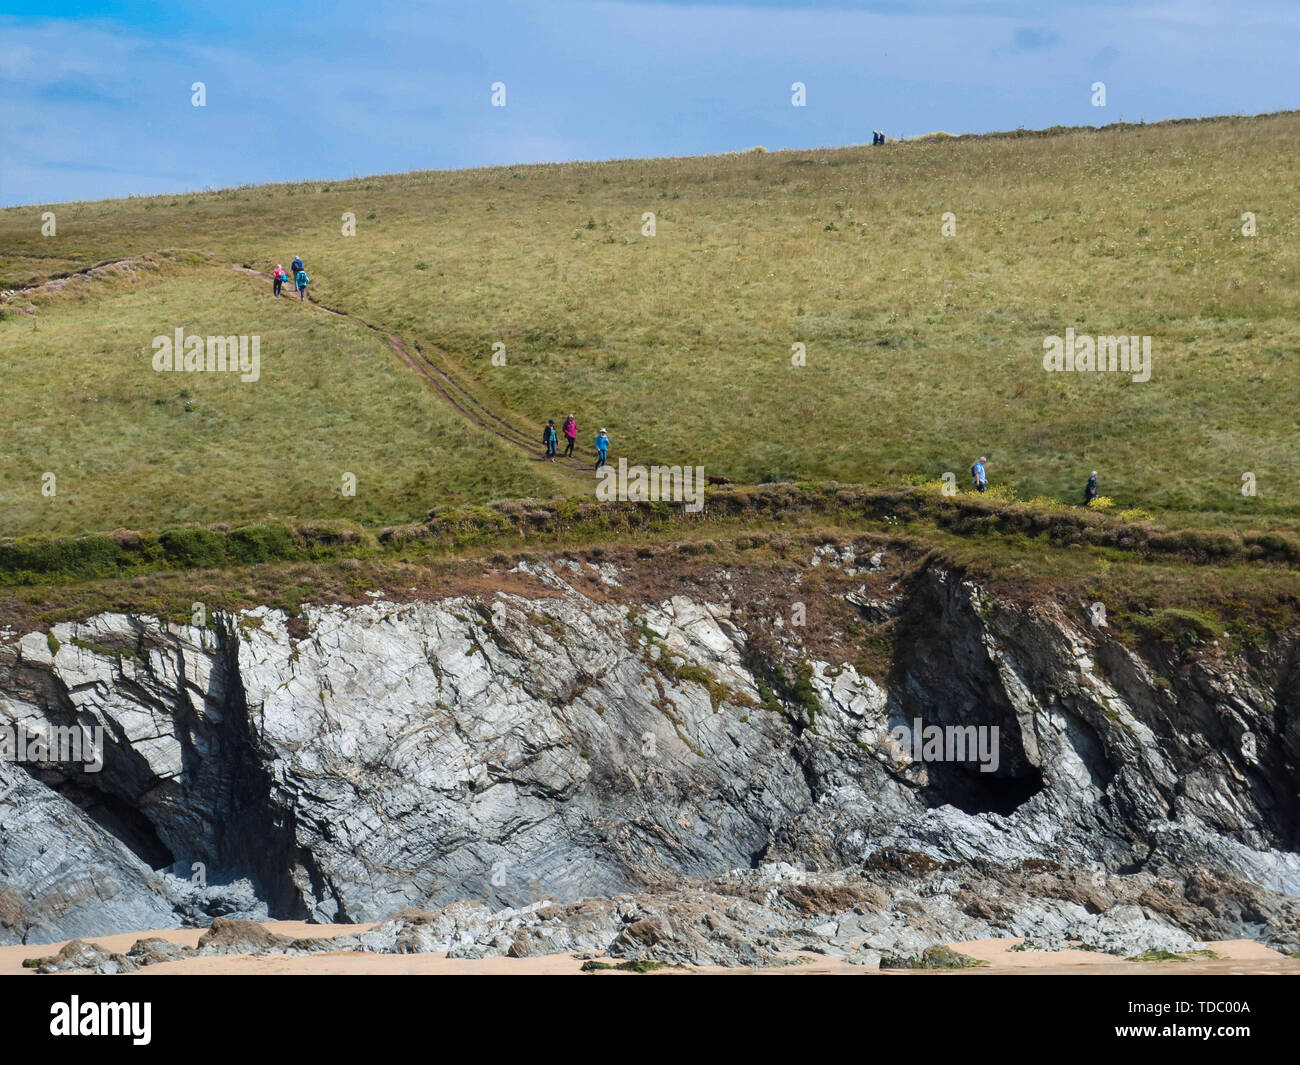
871 130 886 145
543 415 610 469
266 249 1095 505
972 457 1101 506
271 255 310 301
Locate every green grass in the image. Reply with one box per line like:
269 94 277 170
1 110 1298 543
1126 948 1222 963
0 258 553 536
580 959 676 973
0 493 1295 668
880 946 987 969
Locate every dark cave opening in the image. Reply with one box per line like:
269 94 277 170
921 762 1046 816
51 777 176 870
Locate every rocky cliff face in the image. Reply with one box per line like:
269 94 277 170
2 548 1297 961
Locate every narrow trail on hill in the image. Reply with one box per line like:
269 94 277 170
227 263 595 487
6 251 594 491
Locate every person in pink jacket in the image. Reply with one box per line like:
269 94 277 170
562 414 577 457
272 265 287 298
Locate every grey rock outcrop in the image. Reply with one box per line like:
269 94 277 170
2 552 1297 961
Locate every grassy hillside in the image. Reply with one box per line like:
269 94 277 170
0 255 555 535
2 111 1298 541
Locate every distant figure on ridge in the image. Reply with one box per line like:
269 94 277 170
971 456 988 493
595 428 610 470
543 419 559 461
1083 470 1099 506
563 414 577 458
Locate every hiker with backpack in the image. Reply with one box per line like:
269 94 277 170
1083 470 1099 506
562 414 577 457
543 419 559 461
272 264 287 298
291 254 304 275
595 428 610 469
294 266 310 301
971 456 988 493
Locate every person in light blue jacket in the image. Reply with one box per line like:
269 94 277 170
595 429 610 469
971 456 987 493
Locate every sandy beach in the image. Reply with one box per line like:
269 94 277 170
3 925 1296 975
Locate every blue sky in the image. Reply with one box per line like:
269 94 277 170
1 0 1296 206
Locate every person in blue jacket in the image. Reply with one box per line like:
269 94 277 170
294 268 309 301
595 428 610 469
543 419 559 461
971 456 988 493
1083 470 1099 506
